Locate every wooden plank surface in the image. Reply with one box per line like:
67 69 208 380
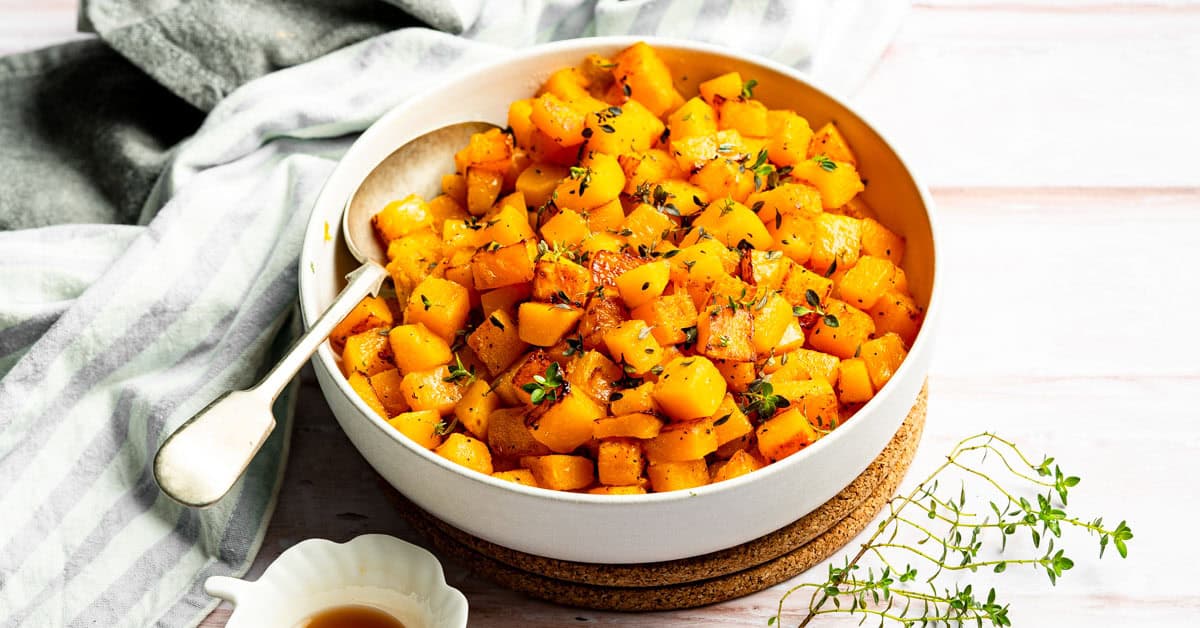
2 1 1197 627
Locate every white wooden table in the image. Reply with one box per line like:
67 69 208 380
4 2 1198 625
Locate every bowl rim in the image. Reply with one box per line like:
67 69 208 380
298 34 942 506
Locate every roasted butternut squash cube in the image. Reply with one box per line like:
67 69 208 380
668 97 718 139
441 173 468 205
530 92 588 147
861 332 908 391
564 349 623 403
808 122 857 167
861 217 905 266
539 66 592 102
711 449 764 483
690 159 754 204
765 110 814 166
839 256 903 310
837 357 874 403
507 98 537 148
522 454 595 491
612 42 684 117
808 299 874 360
773 377 840 430
479 202 535 246
368 368 408 417
689 198 772 250
342 329 394 376
781 264 834 308
630 293 698 346
698 71 744 105
669 240 734 285
643 418 718 463
493 469 539 487
454 378 499 440
404 276 470 341
713 359 756 393
553 152 625 211
808 213 863 273
598 439 646 486
654 180 709 217
696 305 755 362
769 348 841 385
518 302 583 347
349 371 388 419
607 382 658 415
487 407 550 458
529 389 604 453
385 229 443 293
647 459 709 492
653 356 726 421
870 291 922 346
455 128 514 172
738 250 790 293
480 283 532 317
468 309 528 375
332 296 394 351
748 182 823 231
711 394 753 446
619 149 684 194
603 320 665 374
773 214 816 265
619 203 674 251
718 98 769 137
615 261 670 309
372 194 434 244
471 241 535 290
540 209 589 247
594 412 664 440
515 163 567 209
790 157 864 210
399 365 463 415
578 296 628 350
465 166 504 216
435 433 494 475
749 292 793 355
388 409 444 449
387 323 452 374
531 257 592 304
585 99 664 155
756 407 818 462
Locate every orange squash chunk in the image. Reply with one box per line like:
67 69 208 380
593 412 664 440
870 291 922 346
388 409 444 449
837 358 874 403
711 449 765 483
349 372 388 419
529 390 604 453
522 455 595 491
860 332 908 391
435 433 494 475
643 418 718 463
598 439 646 486
331 295 393 351
647 460 709 492
342 329 394 377
807 299 874 360
756 407 818 462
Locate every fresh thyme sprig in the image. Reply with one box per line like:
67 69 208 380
521 361 565 405
741 379 790 419
793 289 839 328
442 353 476 384
771 432 1134 627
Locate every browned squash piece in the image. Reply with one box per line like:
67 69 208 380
522 454 595 491
696 305 755 362
612 42 684 117
647 460 709 492
578 296 628 350
467 309 528 376
331 296 393 352
597 439 646 486
565 350 623 404
807 299 874 360
487 407 551 459
532 257 593 303
342 329 394 376
870 291 922 346
471 241 535 290
860 332 908 391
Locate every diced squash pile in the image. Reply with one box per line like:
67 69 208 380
332 42 924 495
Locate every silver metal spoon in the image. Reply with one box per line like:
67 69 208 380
154 121 499 508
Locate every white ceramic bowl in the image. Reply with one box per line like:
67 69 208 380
299 37 939 564
205 534 468 628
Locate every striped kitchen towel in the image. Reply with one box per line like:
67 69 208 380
0 1 908 626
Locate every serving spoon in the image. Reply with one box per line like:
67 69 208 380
154 121 500 508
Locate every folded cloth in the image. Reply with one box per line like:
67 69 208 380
0 1 908 626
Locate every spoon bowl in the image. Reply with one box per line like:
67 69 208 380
154 120 497 508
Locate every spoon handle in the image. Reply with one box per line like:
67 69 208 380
154 261 388 507
254 261 389 400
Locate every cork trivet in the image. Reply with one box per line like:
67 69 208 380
392 385 926 611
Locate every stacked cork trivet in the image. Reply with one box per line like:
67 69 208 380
388 384 926 611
